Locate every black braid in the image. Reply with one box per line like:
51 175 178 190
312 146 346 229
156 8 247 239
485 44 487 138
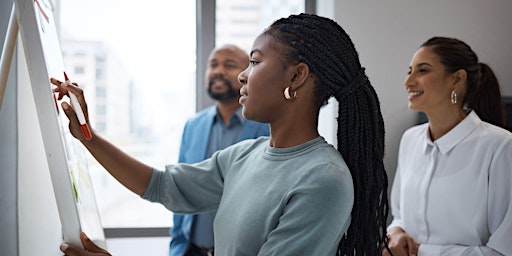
265 14 389 255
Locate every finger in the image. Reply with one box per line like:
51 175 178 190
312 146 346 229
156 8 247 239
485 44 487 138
385 243 405 256
381 242 395 256
390 244 408 256
58 92 66 100
408 242 419 256
61 83 89 119
51 78 70 100
50 77 83 97
60 243 88 256
63 82 84 96
62 102 82 140
62 102 77 120
53 87 67 101
50 77 62 86
80 232 111 255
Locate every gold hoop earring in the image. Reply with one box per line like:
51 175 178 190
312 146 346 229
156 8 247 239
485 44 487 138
451 91 457 104
284 86 297 100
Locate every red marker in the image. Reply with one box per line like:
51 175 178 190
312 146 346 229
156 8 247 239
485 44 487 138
64 72 92 141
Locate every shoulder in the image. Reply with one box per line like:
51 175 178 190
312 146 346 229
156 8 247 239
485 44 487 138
185 105 216 125
222 136 269 155
399 123 428 148
468 112 512 146
402 122 428 138
472 123 512 154
292 141 353 191
478 121 512 139
181 106 216 135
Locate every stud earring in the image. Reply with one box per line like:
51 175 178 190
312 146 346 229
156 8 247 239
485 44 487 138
451 91 457 104
284 86 297 100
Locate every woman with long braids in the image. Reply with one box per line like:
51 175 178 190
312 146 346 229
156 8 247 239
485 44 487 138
384 37 512 256
54 13 389 256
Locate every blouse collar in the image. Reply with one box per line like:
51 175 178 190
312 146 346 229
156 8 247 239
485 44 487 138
423 111 480 155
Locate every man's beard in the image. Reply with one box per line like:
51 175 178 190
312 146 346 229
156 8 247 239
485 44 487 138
207 77 238 101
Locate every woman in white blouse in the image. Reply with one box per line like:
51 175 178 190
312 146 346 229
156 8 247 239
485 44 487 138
384 37 512 256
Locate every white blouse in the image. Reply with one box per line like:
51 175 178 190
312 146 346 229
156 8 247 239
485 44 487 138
388 111 512 256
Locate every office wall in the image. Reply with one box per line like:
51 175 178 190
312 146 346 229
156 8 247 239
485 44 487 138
330 0 512 184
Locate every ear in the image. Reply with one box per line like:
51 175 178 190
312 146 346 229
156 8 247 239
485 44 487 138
289 62 310 89
451 69 467 91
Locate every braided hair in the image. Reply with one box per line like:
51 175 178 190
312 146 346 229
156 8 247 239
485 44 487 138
264 14 389 255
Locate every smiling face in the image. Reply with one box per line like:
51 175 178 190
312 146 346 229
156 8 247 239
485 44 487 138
238 34 295 123
205 45 249 102
405 46 456 114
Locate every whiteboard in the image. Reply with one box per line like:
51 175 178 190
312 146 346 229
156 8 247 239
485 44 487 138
14 0 106 249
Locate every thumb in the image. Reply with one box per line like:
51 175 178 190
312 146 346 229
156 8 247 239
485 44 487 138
80 232 111 255
62 101 79 124
60 242 86 256
407 240 419 256
62 102 83 140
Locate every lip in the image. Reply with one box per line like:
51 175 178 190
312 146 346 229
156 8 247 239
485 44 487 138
239 95 247 104
239 87 247 104
407 90 423 100
210 80 228 91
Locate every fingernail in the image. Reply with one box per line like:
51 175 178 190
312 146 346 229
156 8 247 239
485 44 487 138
62 103 68 110
60 243 69 251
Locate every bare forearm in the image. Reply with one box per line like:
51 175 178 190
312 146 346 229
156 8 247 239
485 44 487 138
82 131 153 196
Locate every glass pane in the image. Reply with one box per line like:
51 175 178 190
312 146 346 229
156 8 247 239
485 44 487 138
59 0 196 227
216 0 304 52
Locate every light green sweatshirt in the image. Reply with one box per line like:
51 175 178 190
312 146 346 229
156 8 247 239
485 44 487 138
143 136 354 256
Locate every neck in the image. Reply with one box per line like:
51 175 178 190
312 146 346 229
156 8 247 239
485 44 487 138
269 126 319 148
426 108 467 141
268 109 320 148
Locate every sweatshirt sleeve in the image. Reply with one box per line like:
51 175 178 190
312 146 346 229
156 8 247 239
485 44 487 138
141 151 225 214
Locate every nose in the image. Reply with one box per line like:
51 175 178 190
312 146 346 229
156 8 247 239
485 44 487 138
404 73 414 88
238 68 248 85
210 65 225 77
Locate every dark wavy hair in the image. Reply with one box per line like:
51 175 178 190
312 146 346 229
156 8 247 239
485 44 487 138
264 13 389 255
421 36 505 127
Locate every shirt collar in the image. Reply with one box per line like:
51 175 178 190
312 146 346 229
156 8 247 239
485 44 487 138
213 106 245 125
423 111 480 155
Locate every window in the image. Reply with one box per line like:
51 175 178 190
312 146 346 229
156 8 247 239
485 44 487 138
95 86 106 98
59 0 197 228
73 65 84 74
59 0 313 235
216 0 305 52
95 68 104 80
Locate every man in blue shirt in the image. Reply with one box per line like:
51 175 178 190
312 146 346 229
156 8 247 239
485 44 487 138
169 44 270 256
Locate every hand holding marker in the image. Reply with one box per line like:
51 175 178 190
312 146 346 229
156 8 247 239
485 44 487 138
64 72 92 141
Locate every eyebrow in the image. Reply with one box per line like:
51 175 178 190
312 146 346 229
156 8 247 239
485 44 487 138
224 59 239 65
415 62 432 68
250 49 262 57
